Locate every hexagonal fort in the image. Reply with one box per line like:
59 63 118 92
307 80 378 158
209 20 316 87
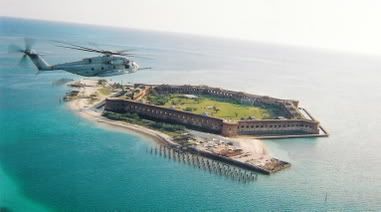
104 84 326 138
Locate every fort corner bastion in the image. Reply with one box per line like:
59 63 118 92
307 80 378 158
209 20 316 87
104 84 328 138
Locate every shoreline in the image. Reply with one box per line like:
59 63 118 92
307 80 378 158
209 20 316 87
67 98 178 146
64 79 290 174
67 97 268 155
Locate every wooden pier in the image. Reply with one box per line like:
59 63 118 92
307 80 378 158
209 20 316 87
148 145 260 183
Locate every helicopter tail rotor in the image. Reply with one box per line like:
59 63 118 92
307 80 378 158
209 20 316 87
8 38 52 70
8 38 37 67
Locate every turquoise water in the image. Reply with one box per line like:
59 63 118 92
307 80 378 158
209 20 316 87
1 17 381 211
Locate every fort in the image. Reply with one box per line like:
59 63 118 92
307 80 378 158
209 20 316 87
104 84 328 138
66 80 329 174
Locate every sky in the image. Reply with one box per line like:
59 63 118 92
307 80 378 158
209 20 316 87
2 0 381 56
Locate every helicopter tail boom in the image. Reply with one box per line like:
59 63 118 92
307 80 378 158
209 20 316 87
26 52 52 70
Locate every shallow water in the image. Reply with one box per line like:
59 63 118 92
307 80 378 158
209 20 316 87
0 17 380 211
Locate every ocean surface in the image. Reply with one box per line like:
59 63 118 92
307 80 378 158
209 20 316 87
0 17 380 211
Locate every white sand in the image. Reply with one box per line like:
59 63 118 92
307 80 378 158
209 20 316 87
66 80 270 160
68 97 177 146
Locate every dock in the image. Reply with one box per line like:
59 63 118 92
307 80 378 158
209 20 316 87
148 145 260 183
149 143 290 176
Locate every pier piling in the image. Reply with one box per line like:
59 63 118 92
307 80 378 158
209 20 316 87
147 144 259 183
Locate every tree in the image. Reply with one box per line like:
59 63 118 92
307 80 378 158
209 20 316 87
185 107 193 112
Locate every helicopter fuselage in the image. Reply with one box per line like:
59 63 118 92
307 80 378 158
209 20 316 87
26 52 140 77
12 39 147 77
50 55 139 77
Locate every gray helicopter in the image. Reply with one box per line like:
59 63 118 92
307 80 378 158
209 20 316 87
9 39 151 77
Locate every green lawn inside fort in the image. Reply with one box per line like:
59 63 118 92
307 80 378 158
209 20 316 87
146 94 281 120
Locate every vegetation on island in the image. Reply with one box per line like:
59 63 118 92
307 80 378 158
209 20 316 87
98 87 112 96
147 94 170 105
103 111 186 137
146 94 284 120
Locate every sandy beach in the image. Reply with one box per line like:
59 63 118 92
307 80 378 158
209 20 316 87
68 97 177 146
68 97 268 155
65 79 274 172
65 79 173 145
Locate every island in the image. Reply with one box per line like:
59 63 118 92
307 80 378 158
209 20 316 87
64 79 328 175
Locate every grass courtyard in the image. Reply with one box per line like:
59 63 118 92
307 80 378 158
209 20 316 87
147 94 280 120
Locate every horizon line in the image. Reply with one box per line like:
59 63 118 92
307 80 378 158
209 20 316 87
1 15 379 59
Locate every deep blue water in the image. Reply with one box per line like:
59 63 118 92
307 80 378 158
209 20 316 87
1 17 381 211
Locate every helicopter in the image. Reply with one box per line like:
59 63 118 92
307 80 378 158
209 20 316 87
8 39 151 77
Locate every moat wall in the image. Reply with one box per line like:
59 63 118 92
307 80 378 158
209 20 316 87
105 97 320 137
104 99 225 135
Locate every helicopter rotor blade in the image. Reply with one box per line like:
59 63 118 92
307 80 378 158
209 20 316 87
55 41 136 56
116 51 153 58
127 55 153 60
18 54 28 67
90 43 139 55
87 42 106 52
55 44 106 54
88 42 139 52
55 45 101 54
116 49 138 54
99 49 136 56
54 40 103 53
53 40 152 58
